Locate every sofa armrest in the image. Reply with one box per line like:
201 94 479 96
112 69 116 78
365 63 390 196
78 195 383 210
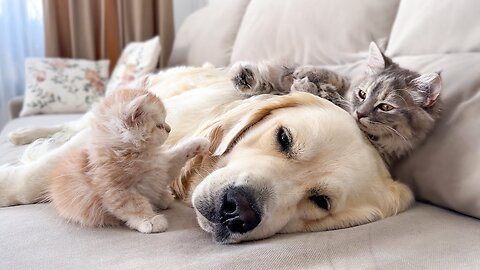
8 96 24 120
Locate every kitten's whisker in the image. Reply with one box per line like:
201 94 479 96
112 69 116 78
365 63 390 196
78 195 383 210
367 120 412 148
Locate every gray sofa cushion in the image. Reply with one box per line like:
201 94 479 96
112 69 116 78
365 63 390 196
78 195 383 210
1 202 479 269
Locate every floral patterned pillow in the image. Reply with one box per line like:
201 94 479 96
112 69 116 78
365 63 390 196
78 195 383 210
20 58 109 116
106 36 161 96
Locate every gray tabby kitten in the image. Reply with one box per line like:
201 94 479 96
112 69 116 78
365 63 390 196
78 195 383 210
229 42 442 165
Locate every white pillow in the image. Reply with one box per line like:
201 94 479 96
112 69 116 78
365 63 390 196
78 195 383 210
230 0 400 65
386 0 480 56
20 58 109 117
106 36 161 95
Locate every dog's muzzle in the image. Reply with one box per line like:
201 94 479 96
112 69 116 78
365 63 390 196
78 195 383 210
195 186 262 240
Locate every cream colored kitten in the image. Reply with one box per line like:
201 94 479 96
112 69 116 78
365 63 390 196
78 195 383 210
48 88 210 233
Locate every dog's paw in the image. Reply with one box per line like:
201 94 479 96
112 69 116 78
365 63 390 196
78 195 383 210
8 128 38 145
229 62 259 95
185 137 211 158
134 215 168 233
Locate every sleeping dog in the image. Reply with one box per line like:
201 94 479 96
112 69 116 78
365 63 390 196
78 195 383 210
1 65 413 243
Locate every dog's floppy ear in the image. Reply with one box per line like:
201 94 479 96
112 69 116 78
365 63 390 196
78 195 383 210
204 94 313 157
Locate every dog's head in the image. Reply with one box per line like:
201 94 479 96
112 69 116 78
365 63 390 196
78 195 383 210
178 92 413 243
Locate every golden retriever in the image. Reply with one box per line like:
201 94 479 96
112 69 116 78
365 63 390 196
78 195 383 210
2 64 413 243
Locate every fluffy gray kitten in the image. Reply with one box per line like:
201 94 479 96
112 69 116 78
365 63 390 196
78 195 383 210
229 42 442 165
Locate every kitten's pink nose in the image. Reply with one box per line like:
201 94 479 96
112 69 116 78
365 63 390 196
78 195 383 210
356 111 368 120
164 123 171 133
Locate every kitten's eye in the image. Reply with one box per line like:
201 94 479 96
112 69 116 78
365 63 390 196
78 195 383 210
276 126 292 153
309 195 331 211
358 89 366 99
378 103 394 111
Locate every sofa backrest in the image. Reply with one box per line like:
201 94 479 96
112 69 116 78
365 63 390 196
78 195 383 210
169 0 480 66
168 0 250 67
386 0 480 56
230 0 400 65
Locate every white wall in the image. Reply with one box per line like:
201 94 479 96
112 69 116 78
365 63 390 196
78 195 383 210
173 0 208 32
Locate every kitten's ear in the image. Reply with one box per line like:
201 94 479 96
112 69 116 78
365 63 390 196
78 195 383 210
126 94 148 121
366 42 386 75
412 72 442 107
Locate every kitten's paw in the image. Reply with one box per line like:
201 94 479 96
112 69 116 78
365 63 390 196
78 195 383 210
135 215 168 233
185 138 211 158
291 77 318 94
155 192 174 210
293 67 327 82
136 220 153 233
150 215 168 232
8 128 38 145
230 62 259 95
291 78 339 101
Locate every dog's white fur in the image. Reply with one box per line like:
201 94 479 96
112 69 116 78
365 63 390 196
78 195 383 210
0 64 413 243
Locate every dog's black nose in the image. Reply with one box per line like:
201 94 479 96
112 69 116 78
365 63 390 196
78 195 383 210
220 187 261 234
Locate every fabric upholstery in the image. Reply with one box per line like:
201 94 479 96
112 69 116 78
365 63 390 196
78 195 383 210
386 0 480 56
168 0 251 67
230 0 400 65
1 202 479 269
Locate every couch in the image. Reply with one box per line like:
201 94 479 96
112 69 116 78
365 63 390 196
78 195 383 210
2 1 480 269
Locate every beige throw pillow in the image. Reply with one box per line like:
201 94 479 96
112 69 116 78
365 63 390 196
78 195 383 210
20 58 109 116
106 36 161 95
